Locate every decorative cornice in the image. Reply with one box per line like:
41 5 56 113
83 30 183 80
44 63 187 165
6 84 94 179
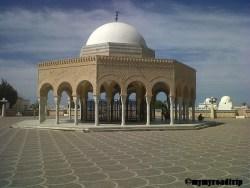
96 55 176 64
38 55 195 72
38 56 97 67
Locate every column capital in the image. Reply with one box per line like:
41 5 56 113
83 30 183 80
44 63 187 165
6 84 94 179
93 95 100 101
145 95 152 103
120 95 127 102
72 95 79 100
67 96 71 101
54 96 61 104
169 95 175 100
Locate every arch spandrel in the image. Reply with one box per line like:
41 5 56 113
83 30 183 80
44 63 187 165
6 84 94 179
56 81 73 96
98 74 122 94
75 79 95 96
126 81 146 96
123 75 149 96
39 82 55 97
75 80 96 96
149 76 175 97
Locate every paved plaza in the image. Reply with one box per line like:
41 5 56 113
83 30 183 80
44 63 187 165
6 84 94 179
0 117 250 188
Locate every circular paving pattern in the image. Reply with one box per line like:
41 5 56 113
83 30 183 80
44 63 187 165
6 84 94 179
0 117 250 187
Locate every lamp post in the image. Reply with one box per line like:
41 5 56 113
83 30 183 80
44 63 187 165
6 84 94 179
0 98 8 117
209 97 217 119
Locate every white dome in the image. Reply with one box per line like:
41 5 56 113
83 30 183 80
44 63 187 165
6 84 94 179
86 22 147 47
218 96 233 110
220 96 232 103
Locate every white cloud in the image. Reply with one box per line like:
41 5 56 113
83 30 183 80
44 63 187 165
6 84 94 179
0 1 249 104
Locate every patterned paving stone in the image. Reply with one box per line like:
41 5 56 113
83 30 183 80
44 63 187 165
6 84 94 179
107 170 136 180
45 174 77 185
135 168 162 177
147 161 173 168
186 163 210 171
223 166 250 176
0 180 10 187
77 172 107 182
172 171 204 181
118 158 141 164
158 181 195 188
43 162 70 170
82 180 116 188
1 117 250 187
196 168 229 178
209 161 232 168
46 183 83 188
70 161 95 168
160 166 187 174
0 172 14 179
10 177 45 187
74 166 101 175
114 177 147 188
16 164 43 172
147 174 176 185
45 168 73 177
100 164 127 171
14 170 43 179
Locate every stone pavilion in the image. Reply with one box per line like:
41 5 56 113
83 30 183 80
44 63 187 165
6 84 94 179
38 22 196 126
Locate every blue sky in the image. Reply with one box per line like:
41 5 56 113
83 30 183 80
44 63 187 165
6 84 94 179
0 0 250 105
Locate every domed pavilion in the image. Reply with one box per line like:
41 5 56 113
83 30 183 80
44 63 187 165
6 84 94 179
38 22 196 126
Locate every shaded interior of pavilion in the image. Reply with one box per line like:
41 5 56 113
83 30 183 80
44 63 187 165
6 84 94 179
39 81 195 126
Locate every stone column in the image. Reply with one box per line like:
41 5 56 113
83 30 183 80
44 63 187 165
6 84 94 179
73 96 79 125
1 103 5 117
178 98 183 121
93 95 99 126
192 100 195 121
120 95 127 126
210 103 215 119
44 96 47 117
54 96 60 124
186 101 190 121
170 96 175 125
183 102 186 121
68 97 72 121
38 97 45 123
38 98 41 122
174 99 178 120
82 97 87 121
145 95 151 126
107 96 112 122
79 98 82 121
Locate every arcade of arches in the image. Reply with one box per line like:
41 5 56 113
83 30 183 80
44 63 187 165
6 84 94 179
39 72 196 126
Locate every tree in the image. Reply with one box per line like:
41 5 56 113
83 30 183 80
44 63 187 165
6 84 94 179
0 79 18 108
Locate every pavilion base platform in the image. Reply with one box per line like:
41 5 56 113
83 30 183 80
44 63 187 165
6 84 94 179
11 119 222 132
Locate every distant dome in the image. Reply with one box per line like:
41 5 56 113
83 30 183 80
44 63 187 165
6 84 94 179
218 96 233 110
204 98 211 104
220 96 232 103
86 22 147 47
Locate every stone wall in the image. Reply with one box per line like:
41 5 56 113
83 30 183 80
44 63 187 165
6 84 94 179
195 109 241 119
47 110 67 117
